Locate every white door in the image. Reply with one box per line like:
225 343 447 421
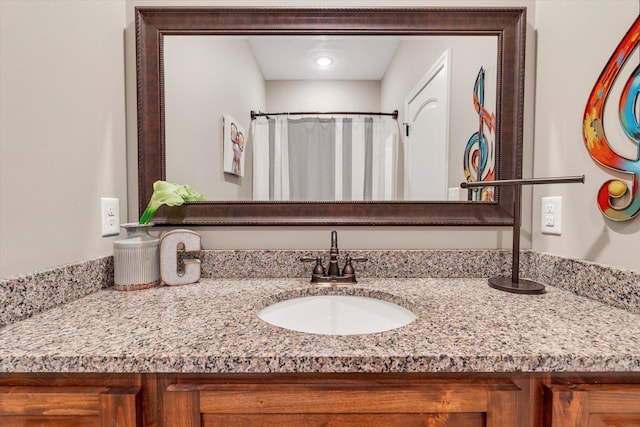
404 50 450 200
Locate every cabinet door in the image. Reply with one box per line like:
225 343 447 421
163 380 519 427
0 385 141 427
544 384 640 426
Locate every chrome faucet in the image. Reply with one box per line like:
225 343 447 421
300 230 367 285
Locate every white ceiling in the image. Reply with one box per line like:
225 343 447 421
248 36 401 81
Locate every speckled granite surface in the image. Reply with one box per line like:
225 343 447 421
522 251 640 315
2 249 639 328
1 278 638 373
0 256 113 327
197 249 514 280
198 249 640 314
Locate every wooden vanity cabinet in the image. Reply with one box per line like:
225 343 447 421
3 373 640 426
0 374 143 427
162 377 520 427
0 385 142 427
543 383 640 426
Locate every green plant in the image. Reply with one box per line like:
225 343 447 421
139 180 205 224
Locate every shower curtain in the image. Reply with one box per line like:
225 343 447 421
252 116 397 201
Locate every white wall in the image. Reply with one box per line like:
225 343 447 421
4 0 638 278
164 36 265 201
0 0 127 278
531 0 639 270
381 36 498 199
266 80 381 112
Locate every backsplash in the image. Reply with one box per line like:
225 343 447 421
0 257 113 326
1 250 638 327
523 251 640 315
197 249 513 280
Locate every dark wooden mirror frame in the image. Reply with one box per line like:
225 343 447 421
136 7 526 226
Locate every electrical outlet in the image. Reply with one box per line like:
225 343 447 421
101 197 120 237
541 196 561 235
544 214 554 226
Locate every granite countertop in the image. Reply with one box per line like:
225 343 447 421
0 278 639 373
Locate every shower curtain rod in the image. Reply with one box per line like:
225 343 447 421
250 109 398 120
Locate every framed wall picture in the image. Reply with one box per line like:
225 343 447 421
223 115 246 177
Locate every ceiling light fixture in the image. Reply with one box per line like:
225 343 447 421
315 56 333 67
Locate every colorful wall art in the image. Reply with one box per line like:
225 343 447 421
223 115 246 177
464 67 496 201
583 16 640 221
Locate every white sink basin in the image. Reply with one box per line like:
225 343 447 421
257 294 416 335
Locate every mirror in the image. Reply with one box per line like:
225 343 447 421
136 7 526 225
164 35 498 202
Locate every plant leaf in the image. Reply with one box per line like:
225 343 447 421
138 180 206 224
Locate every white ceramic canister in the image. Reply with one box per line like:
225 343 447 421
113 223 160 291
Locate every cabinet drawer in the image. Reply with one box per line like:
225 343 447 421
544 383 640 427
163 379 520 427
0 385 141 427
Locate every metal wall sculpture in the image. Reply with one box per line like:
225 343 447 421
464 68 496 201
583 16 640 221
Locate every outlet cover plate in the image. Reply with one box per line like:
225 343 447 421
541 196 562 235
101 197 120 237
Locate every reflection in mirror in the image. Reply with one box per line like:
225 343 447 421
164 35 497 202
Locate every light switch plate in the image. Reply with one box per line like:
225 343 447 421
101 197 120 237
541 196 562 235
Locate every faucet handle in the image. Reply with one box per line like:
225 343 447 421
342 255 368 276
301 256 326 276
